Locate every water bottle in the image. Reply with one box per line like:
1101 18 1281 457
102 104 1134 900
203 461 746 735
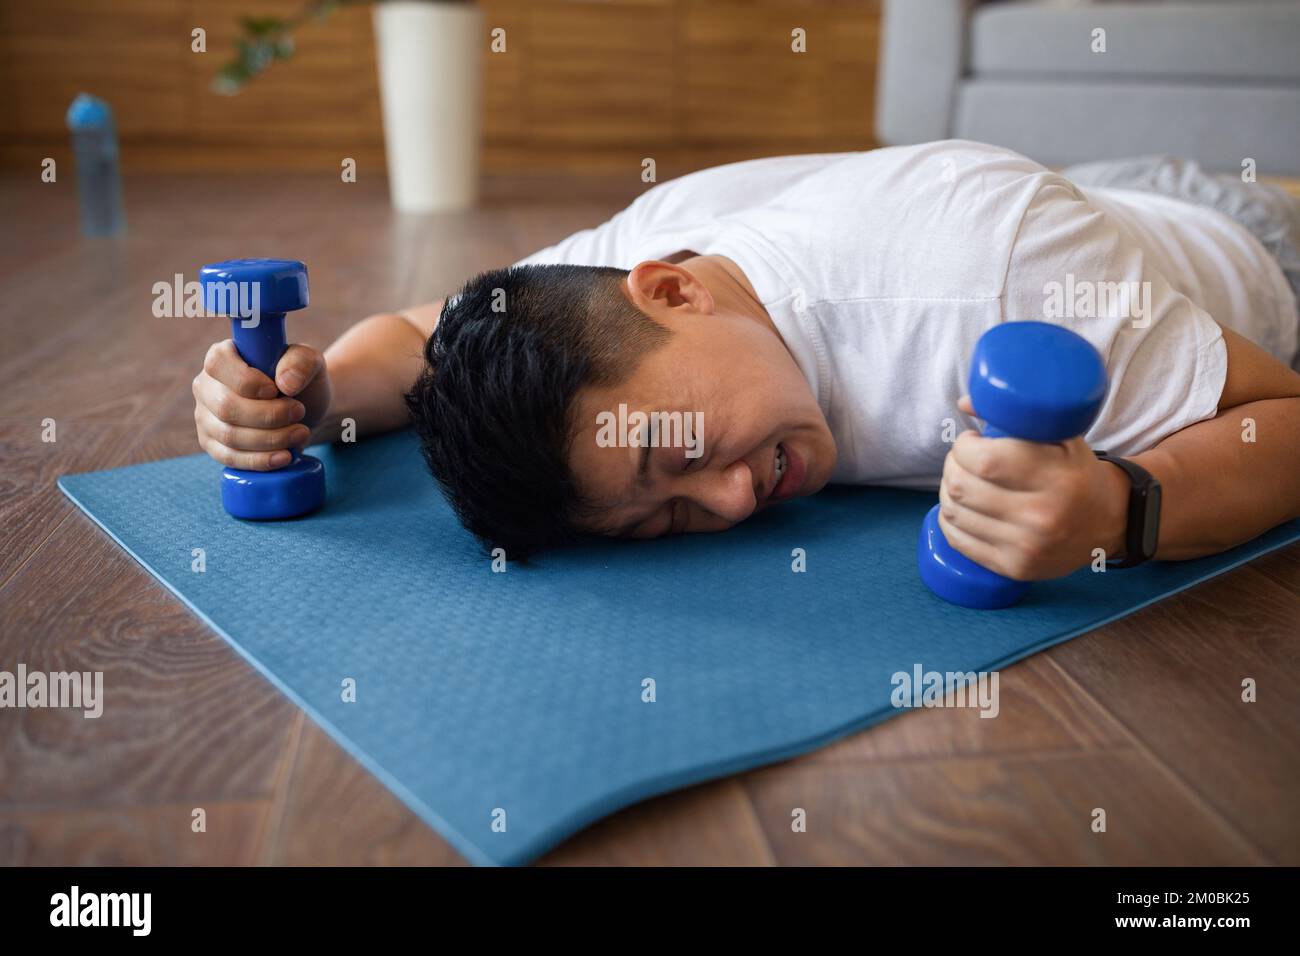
66 93 126 237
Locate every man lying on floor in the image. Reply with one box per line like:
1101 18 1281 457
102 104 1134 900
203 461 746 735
191 140 1300 577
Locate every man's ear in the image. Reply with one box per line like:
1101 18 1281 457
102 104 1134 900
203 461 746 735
625 260 715 318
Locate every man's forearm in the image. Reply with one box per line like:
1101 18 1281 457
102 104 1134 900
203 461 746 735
310 312 428 443
1127 397 1300 561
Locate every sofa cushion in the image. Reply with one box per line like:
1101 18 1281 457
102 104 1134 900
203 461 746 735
955 78 1300 175
969 1 1300 82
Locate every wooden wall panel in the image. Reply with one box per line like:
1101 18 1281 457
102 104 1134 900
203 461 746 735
527 0 677 147
828 13 879 137
0 0 879 175
3 0 191 139
683 1 834 143
193 0 374 144
480 1 531 143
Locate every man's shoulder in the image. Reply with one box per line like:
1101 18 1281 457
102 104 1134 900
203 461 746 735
627 151 848 216
635 141 1042 211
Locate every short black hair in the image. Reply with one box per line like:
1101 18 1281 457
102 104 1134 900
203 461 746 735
404 264 671 557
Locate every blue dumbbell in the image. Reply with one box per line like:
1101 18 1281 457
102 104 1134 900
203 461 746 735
199 258 326 520
918 321 1107 609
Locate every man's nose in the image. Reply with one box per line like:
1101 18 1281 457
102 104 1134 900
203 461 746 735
687 458 756 524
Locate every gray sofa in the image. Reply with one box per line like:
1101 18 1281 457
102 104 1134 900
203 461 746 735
876 0 1300 175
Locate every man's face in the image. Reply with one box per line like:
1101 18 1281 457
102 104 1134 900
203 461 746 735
568 302 837 539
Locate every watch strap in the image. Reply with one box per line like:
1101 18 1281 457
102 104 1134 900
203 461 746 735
1093 451 1161 569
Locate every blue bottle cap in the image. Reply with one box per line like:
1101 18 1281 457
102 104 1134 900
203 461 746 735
67 93 113 129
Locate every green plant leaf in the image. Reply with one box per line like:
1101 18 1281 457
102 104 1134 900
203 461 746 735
217 0 343 95
239 16 285 37
212 61 252 95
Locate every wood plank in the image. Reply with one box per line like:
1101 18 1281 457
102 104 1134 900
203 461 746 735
800 652 1129 766
0 424 142 586
0 510 300 810
1045 560 1300 863
266 720 467 866
1245 541 1300 596
540 779 774 866
744 749 1264 865
0 800 270 865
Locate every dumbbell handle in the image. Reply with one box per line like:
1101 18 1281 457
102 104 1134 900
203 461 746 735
229 312 300 463
229 312 289 382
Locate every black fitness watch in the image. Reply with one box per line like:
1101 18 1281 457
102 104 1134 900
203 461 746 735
1093 452 1162 569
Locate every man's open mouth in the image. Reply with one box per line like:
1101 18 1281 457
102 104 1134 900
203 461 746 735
767 442 805 503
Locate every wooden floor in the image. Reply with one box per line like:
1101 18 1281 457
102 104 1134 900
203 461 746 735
1 170 1298 866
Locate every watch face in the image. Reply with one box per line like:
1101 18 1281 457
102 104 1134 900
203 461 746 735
1141 484 1162 557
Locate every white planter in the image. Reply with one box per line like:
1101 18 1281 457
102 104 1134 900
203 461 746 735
373 1 483 212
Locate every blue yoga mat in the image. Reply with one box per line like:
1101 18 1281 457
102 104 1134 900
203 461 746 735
59 430 1300 865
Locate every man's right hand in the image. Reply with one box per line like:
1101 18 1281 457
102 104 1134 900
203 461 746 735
192 339 331 471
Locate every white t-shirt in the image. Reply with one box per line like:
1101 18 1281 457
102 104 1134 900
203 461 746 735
515 140 1299 489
